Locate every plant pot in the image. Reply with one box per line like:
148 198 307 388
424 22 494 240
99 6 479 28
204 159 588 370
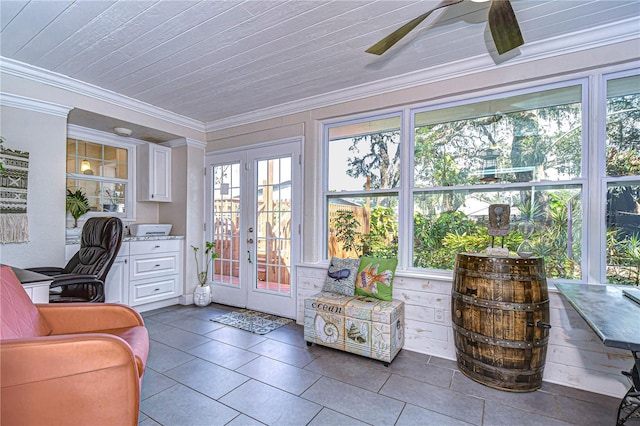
193 284 211 307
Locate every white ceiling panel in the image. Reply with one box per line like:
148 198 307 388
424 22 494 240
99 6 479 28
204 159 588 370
1 1 72 56
11 2 115 62
0 0 638 127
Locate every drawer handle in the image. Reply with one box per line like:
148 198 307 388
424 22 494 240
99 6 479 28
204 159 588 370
154 288 160 292
155 245 160 248
155 264 161 267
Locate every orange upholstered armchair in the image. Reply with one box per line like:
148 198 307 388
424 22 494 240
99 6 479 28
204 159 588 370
0 265 149 425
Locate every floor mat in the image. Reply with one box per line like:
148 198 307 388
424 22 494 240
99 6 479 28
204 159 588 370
211 309 292 335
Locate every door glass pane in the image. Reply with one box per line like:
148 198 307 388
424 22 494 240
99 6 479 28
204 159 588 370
256 157 292 295
212 163 241 286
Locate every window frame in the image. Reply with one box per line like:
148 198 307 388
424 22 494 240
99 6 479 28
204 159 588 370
321 65 639 286
322 111 404 260
597 68 640 284
408 78 589 279
66 125 138 221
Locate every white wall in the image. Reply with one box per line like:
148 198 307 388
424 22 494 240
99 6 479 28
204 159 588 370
159 139 206 297
0 102 69 268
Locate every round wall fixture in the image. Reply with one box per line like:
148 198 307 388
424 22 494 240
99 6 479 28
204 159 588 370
113 127 133 137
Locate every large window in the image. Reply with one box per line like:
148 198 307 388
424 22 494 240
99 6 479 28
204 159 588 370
325 115 401 259
412 84 584 279
604 73 640 285
66 127 133 217
323 68 640 285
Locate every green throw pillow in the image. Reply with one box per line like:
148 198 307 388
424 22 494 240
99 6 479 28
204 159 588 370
354 257 397 301
322 257 360 296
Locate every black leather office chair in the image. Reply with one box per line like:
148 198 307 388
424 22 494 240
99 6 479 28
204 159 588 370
28 217 123 302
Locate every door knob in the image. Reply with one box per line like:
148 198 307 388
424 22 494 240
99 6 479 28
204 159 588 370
247 238 254 244
248 227 254 233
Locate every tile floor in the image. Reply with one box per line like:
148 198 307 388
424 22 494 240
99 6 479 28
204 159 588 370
139 304 622 426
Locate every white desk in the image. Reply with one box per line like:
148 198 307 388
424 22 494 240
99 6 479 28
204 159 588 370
11 267 51 303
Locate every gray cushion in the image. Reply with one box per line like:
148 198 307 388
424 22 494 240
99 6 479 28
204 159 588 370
322 257 360 296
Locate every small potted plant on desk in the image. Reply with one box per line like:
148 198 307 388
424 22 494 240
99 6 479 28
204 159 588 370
192 241 218 306
66 189 90 239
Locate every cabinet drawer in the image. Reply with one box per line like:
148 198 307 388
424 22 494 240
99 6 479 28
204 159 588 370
130 253 178 280
130 239 181 255
131 277 177 305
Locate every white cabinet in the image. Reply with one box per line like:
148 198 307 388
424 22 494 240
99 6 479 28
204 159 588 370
129 239 181 307
137 143 171 202
64 237 183 309
105 242 129 304
22 281 51 303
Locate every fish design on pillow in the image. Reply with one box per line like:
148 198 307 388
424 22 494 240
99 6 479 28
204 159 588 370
356 263 392 294
328 268 351 281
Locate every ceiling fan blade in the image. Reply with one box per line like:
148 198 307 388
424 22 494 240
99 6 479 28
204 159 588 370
488 0 524 55
365 0 463 55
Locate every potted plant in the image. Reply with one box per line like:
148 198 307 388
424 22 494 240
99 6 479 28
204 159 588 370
191 241 218 306
66 189 90 236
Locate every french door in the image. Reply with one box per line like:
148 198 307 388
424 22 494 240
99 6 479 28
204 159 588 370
205 139 301 319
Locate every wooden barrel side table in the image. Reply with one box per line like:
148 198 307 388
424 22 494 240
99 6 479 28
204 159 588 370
451 253 551 392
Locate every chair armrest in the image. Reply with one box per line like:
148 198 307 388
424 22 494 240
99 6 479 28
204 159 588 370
37 303 145 334
50 273 100 287
50 274 105 302
24 266 65 277
1 335 140 425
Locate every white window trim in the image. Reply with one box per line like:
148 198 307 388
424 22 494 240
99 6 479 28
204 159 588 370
595 68 640 283
320 63 640 286
67 124 142 221
322 112 403 262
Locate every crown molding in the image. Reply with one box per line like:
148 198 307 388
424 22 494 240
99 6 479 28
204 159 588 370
0 92 72 118
162 137 207 149
204 17 640 132
1 14 637 136
0 57 205 133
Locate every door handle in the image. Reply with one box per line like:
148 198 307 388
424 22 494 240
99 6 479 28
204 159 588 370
247 250 252 264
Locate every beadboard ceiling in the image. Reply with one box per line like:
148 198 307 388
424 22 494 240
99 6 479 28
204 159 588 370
1 0 638 131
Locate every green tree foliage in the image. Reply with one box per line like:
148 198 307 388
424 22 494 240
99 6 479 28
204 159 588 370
347 131 400 190
332 206 398 259
363 205 398 258
333 210 360 254
604 86 640 285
